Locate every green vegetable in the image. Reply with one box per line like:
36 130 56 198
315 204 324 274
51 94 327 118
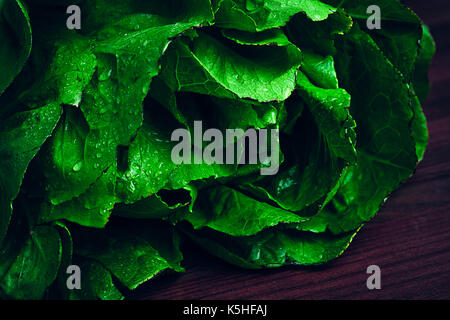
0 0 31 96
0 0 434 299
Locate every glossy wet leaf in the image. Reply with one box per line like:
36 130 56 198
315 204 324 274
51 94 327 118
0 225 61 299
214 0 335 32
73 220 184 290
186 185 308 236
160 31 303 102
0 0 434 300
0 103 62 245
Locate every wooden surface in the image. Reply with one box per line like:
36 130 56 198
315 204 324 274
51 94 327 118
130 0 450 300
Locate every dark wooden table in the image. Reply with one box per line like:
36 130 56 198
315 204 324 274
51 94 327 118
131 0 450 300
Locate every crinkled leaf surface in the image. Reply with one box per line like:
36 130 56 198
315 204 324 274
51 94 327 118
244 65 355 213
161 31 303 102
186 185 308 236
116 108 236 204
299 25 420 234
0 0 434 300
73 220 184 290
214 0 335 31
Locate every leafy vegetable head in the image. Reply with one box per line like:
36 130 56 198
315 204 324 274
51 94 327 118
0 0 434 299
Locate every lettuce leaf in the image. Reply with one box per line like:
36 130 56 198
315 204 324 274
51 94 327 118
0 0 434 299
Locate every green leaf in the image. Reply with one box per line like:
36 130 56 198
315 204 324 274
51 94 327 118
0 0 31 95
345 0 423 82
186 185 307 236
326 0 419 23
41 107 117 206
244 69 356 213
160 31 303 102
47 37 97 107
286 9 353 56
0 0 435 300
11 31 97 112
83 0 214 33
48 222 74 300
410 26 435 161
39 165 117 228
299 25 419 234
214 0 335 32
113 192 190 220
0 225 62 299
296 71 356 162
15 34 97 108
185 225 358 268
0 102 62 245
300 50 339 89
413 25 435 104
176 93 281 136
73 220 184 290
69 258 123 300
116 107 235 204
222 28 292 46
27 5 214 208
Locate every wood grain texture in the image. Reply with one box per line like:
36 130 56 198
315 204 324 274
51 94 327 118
130 0 450 300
